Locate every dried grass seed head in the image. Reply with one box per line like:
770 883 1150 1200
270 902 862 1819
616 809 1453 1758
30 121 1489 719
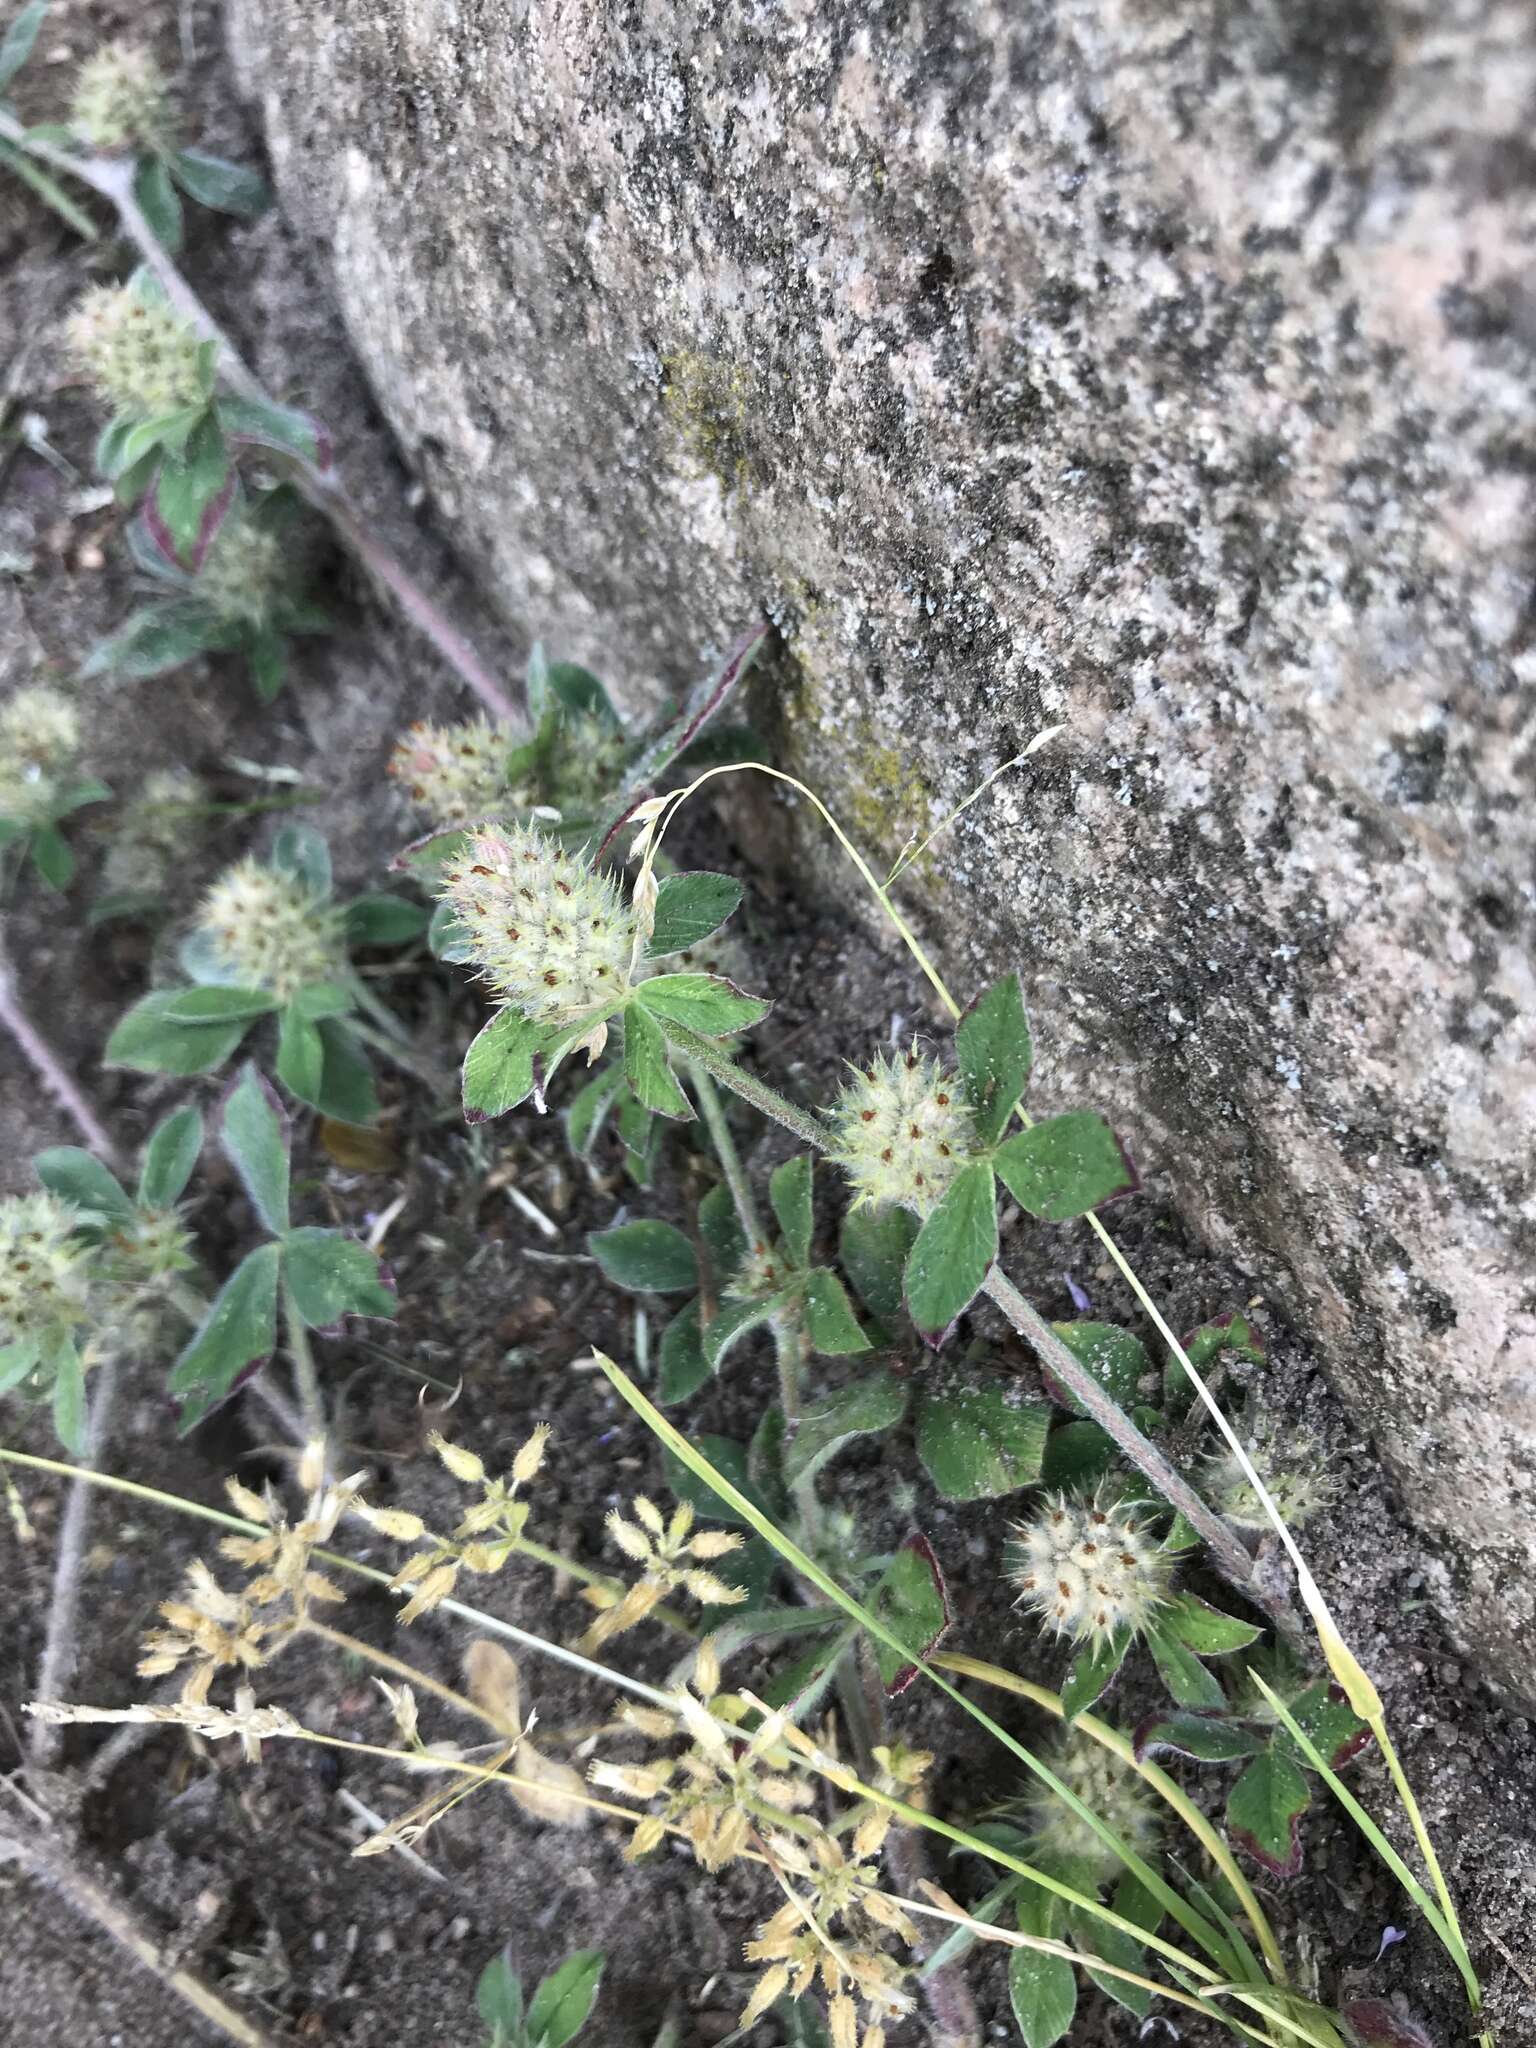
437 822 636 1025
361 1424 551 1624
70 44 176 151
578 1494 745 1652
67 283 205 417
194 857 344 1001
388 718 513 826
829 1043 980 1216
1007 1485 1170 1647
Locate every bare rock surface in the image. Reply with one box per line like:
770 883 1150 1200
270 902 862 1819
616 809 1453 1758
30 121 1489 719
227 0 1536 1692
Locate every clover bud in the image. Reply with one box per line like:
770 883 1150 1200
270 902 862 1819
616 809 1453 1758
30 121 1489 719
388 718 512 826
193 518 283 626
0 1194 94 1348
194 858 343 1002
1007 1487 1170 1648
828 1044 979 1215
67 283 205 418
0 686 82 826
70 44 176 152
438 822 636 1026
1022 1736 1162 1881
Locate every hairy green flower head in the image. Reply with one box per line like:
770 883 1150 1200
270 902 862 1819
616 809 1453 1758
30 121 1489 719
388 718 512 826
728 1239 789 1301
70 44 176 152
102 766 203 898
1204 1414 1334 1534
829 1045 980 1215
192 517 283 626
544 712 627 816
438 822 636 1025
111 1207 197 1287
0 686 81 825
1007 1487 1170 1648
195 858 344 1001
0 1194 94 1347
1020 1736 1162 1882
67 284 205 418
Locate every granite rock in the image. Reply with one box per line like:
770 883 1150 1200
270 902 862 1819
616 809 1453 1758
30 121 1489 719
228 0 1536 1691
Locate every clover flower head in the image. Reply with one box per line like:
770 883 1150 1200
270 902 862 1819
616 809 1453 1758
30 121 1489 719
438 822 636 1025
67 283 205 417
1007 1486 1170 1648
544 711 626 816
194 517 283 626
70 44 176 151
0 1193 94 1347
577 1494 745 1652
1203 1412 1334 1533
829 1043 979 1215
101 766 203 898
1020 1736 1163 1881
388 718 513 826
0 687 82 825
194 857 343 1001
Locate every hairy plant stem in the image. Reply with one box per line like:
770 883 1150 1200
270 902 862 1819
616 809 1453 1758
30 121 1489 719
0 926 124 1170
281 1282 325 1439
655 1019 1273 1610
0 114 520 725
29 1360 120 1768
685 1056 822 1538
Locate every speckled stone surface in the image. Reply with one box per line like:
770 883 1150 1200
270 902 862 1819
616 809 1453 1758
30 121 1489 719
228 0 1536 1691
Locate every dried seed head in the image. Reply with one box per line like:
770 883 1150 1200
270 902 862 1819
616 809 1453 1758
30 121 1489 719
1203 1413 1334 1533
1020 1735 1162 1881
388 718 513 826
193 517 283 626
1006 1486 1170 1648
828 1044 980 1216
579 1493 745 1653
70 44 176 151
438 821 636 1025
0 686 83 827
67 283 205 418
0 1193 94 1347
193 857 344 1001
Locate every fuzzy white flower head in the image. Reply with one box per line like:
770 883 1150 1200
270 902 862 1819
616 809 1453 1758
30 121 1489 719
0 687 82 825
0 1193 94 1347
70 44 176 151
438 822 636 1025
1021 1736 1162 1881
544 711 626 814
102 766 203 898
388 718 512 826
828 1044 979 1215
1007 1486 1170 1648
195 858 343 1001
67 283 205 418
